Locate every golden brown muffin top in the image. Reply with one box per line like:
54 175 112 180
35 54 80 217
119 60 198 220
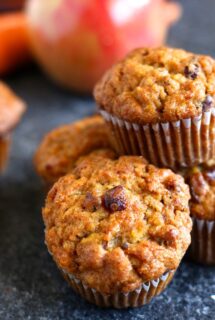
184 165 215 221
0 81 26 135
94 47 215 124
34 115 114 184
43 154 191 294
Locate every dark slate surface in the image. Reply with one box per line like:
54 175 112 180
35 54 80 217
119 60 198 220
0 0 215 319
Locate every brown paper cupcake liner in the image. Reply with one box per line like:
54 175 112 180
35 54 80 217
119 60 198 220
0 133 11 173
100 108 215 169
188 216 215 265
60 268 175 308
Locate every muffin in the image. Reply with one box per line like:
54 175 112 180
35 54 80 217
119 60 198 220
43 154 192 308
184 164 215 265
34 115 115 185
0 81 26 172
94 47 215 169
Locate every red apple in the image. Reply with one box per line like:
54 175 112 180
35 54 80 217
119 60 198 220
26 0 181 93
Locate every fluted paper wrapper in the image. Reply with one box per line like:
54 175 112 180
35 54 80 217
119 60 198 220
100 109 215 169
188 217 215 265
0 133 11 172
60 269 175 308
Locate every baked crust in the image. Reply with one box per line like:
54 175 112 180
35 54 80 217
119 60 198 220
34 115 114 184
184 165 215 221
0 81 26 135
43 154 191 294
94 47 215 124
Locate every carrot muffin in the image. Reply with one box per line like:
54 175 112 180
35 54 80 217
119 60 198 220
34 115 115 185
183 165 215 265
43 154 192 308
0 81 26 172
94 47 215 168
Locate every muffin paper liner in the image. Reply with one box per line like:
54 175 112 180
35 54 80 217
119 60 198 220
60 268 175 308
188 216 215 265
100 109 215 169
0 133 11 172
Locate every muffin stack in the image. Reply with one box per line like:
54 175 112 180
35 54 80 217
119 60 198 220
94 47 215 266
35 47 215 309
36 118 192 308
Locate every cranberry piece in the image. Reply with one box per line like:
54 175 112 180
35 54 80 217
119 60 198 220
102 185 127 213
121 242 129 250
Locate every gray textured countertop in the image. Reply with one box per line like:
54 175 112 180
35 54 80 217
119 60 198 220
0 1 215 319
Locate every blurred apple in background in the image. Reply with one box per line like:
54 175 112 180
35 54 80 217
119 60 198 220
26 0 181 93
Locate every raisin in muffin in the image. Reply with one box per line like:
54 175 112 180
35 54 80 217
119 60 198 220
43 154 192 308
34 115 115 185
0 81 26 172
184 164 215 265
94 47 215 168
